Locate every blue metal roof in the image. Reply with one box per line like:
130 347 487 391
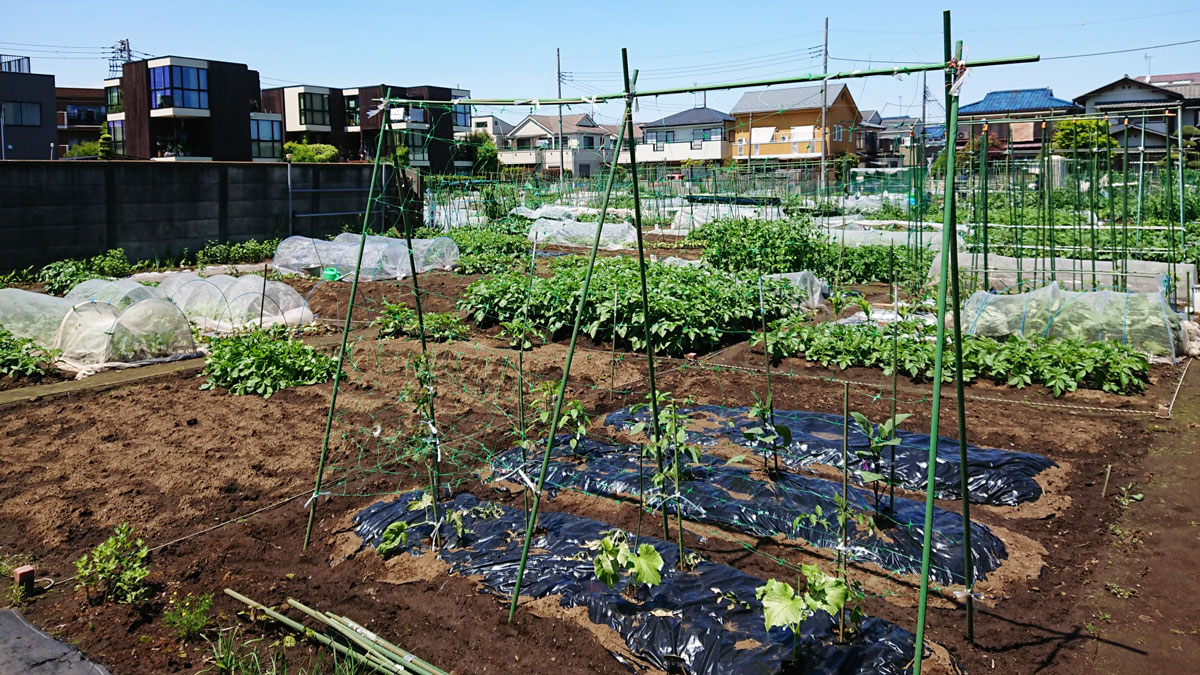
925 125 946 140
958 88 1078 115
641 107 734 128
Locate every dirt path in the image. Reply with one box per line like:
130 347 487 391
1084 362 1200 672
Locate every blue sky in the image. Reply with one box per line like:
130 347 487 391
5 1 1198 126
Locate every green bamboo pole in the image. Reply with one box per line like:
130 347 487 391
324 612 449 675
287 600 421 674
304 88 393 550
621 50 670 543
1106 117 1117 273
1165 109 1176 296
516 233 540 520
505 67 635 624
913 13 962 673
980 126 989 288
889 245 899 512
839 380 850 643
1090 149 1098 288
1045 121 1056 283
1123 119 1131 290
1073 123 1081 288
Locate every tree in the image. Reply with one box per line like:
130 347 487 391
464 131 498 175
65 140 101 158
1051 119 1116 154
931 132 1001 176
284 141 338 163
394 143 410 169
1159 125 1200 170
97 132 113 160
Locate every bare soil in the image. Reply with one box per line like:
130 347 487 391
0 271 1195 675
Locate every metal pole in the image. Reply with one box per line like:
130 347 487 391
557 47 565 194
980 124 989 289
820 17 829 197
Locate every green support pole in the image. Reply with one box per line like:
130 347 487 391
303 87 393 550
1045 121 1055 283
1165 109 1175 297
913 13 962 673
980 126 989 289
1073 123 1081 288
505 66 635 624
1090 149 1098 288
1123 119 1131 290
621 49 669 542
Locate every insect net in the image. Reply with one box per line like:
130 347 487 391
64 278 166 309
273 236 401 281
54 299 196 369
0 288 73 347
331 234 460 277
527 218 636 250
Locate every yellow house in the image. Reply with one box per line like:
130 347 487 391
729 83 861 164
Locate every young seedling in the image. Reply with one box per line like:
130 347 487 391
590 531 664 597
756 564 852 656
1115 483 1144 508
849 411 912 521
743 391 792 478
630 391 701 569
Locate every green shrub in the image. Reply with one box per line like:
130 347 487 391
201 326 341 397
444 227 528 274
0 327 54 379
87 247 132 278
480 184 519 221
64 140 101 158
284 141 339 163
163 592 214 640
74 523 150 604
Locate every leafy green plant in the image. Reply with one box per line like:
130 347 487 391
284 141 338 163
757 564 851 655
591 531 664 592
200 326 340 397
163 591 214 640
742 391 791 475
1115 483 1144 508
74 522 150 604
194 239 279 267
63 140 101 158
529 380 590 450
0 327 55 380
498 318 543 349
38 259 102 295
373 300 468 342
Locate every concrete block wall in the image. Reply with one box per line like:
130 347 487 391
0 160 384 270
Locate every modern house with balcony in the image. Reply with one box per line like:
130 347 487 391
1 54 56 160
262 83 470 171
956 88 1080 159
499 113 616 177
105 55 282 161
729 83 861 168
459 115 514 147
630 107 733 167
55 87 105 156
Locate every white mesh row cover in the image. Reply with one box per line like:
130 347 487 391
930 252 1196 294
64 278 166 310
53 299 196 371
825 227 962 251
425 198 482 229
764 271 831 312
274 236 403 281
211 274 314 333
0 288 73 347
961 281 1184 358
331 233 460 277
671 204 786 230
527 218 637 250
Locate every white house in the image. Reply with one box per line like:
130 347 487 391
1073 75 1197 160
618 107 733 166
498 113 617 177
457 114 514 146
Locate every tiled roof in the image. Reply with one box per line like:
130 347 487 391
522 113 612 136
730 83 848 115
641 107 733 128
958 88 1078 115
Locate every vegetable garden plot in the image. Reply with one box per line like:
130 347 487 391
355 491 920 675
0 288 72 347
274 236 438 281
331 233 460 277
963 281 1186 359
54 299 196 371
932 252 1195 294
490 436 1005 585
607 405 1055 507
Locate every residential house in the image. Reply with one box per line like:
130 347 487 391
55 87 105 156
262 84 471 172
1073 74 1200 163
498 113 616 177
956 88 1081 159
856 109 884 165
0 54 56 160
631 107 733 166
106 55 282 161
728 83 861 167
459 114 514 147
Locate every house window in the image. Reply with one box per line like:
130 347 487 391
299 92 330 126
105 85 123 113
453 104 470 127
66 105 105 125
581 135 595 149
664 130 675 143
2 102 41 126
250 119 281 159
106 120 125 155
474 120 487 128
149 65 208 109
407 131 427 161
408 107 426 124
345 96 360 127
832 124 843 142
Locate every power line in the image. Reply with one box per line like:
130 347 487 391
829 8 1200 34
1041 37 1200 61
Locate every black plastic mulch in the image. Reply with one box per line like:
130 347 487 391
355 491 924 675
491 436 1004 585
606 405 1055 506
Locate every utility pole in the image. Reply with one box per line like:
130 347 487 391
109 39 132 78
820 17 829 195
557 47 565 193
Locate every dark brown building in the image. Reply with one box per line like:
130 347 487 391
55 86 105 157
1 55 56 160
105 55 282 162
